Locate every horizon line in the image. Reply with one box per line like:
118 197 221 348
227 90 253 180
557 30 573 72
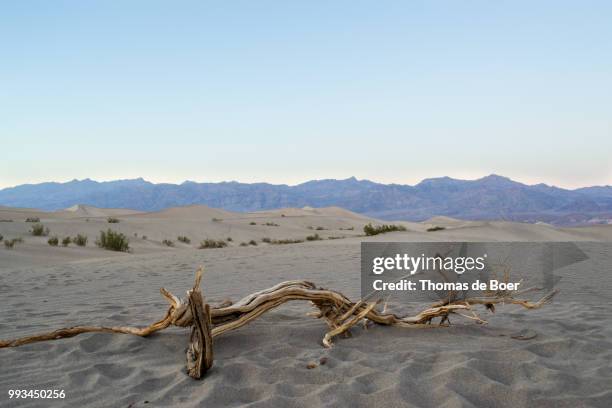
1 174 610 191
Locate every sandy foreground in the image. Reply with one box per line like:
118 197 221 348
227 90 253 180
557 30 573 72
1 205 612 407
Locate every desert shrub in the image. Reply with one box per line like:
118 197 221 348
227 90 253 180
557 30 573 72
427 226 446 232
47 236 59 246
96 229 130 252
0 233 3 242
249 240 258 246
227 237 233 242
61 237 71 247
306 233 322 241
212 218 223 222
328 236 345 240
25 217 40 223
261 237 271 243
271 238 303 245
134 232 138 237
307 226 314 230
73 234 88 246
177 236 191 244
240 242 248 247
107 217 120 223
281 214 286 217
4 238 22 249
30 223 49 236
199 239 227 249
264 222 279 227
162 239 175 247
142 235 147 240
249 222 257 225
363 223 407 236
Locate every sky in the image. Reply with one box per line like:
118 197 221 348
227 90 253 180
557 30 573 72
1 1 611 189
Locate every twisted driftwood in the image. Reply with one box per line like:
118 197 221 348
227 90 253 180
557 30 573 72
0 267 558 379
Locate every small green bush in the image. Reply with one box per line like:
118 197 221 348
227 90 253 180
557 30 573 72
262 237 272 243
96 229 130 252
73 234 88 246
25 217 40 223
363 223 407 236
4 238 22 249
61 237 71 247
177 236 191 244
30 223 49 236
264 222 279 227
107 217 120 223
248 240 258 246
162 239 175 247
427 226 446 232
315 226 325 231
249 222 257 225
199 239 227 249
271 238 303 245
306 233 322 241
227 237 233 242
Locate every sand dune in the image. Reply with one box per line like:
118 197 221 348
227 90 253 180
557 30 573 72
1 205 612 407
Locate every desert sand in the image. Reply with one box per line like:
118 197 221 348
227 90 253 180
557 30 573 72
1 205 612 407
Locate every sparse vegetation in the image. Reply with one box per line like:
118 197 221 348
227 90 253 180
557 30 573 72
212 218 223 222
0 233 3 242
264 222 279 227
306 233 322 241
248 240 258 246
25 217 40 223
339 227 354 231
4 238 22 249
427 226 446 232
107 217 120 223
226 237 233 242
48 236 59 246
177 236 191 244
0 219 13 222
30 223 49 236
328 236 345 240
73 234 88 246
363 223 407 236
96 229 130 252
240 242 248 247
262 237 272 243
162 239 175 247
61 237 71 247
199 239 227 249
315 226 325 231
249 222 257 225
270 238 303 245
142 235 147 240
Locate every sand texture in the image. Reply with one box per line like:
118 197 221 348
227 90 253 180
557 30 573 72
1 205 612 407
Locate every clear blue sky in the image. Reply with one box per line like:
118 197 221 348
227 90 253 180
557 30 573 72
1 1 610 189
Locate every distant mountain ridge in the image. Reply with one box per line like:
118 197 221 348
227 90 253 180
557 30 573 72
1 175 611 226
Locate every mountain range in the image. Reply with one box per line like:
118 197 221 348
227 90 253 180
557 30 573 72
1 175 611 226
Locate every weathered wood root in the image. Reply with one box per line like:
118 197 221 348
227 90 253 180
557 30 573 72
0 268 558 354
186 269 213 379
